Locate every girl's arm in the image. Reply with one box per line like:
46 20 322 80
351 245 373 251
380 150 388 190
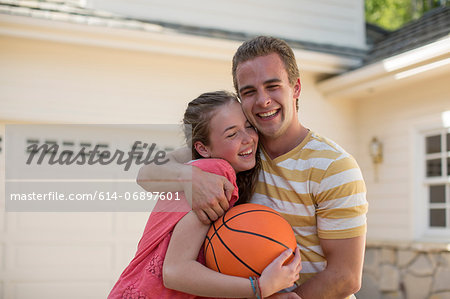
163 210 301 298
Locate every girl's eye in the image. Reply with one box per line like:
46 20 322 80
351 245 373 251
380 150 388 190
227 132 237 138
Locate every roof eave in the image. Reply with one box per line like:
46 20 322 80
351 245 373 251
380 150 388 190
317 36 450 100
0 13 362 75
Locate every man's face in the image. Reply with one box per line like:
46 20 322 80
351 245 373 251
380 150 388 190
235 53 300 140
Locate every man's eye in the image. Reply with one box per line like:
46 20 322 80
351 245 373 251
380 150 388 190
242 90 255 96
267 85 278 89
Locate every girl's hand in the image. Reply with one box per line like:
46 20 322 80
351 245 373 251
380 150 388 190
259 247 302 297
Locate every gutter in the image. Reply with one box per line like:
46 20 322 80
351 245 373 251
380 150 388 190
317 36 450 100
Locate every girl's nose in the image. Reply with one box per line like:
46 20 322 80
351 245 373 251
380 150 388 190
241 130 253 144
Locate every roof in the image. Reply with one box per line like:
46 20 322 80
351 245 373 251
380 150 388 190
1 1 448 70
0 0 366 60
364 6 450 65
365 23 390 46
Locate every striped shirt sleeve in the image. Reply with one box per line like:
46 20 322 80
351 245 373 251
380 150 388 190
314 154 368 239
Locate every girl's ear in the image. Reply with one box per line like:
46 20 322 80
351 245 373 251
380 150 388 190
194 141 211 158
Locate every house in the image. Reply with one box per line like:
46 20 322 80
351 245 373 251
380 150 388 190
0 0 449 298
319 6 450 298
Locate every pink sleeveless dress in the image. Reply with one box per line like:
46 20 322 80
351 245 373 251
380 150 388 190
108 159 239 299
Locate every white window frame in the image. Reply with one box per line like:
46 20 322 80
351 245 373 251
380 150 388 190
413 117 450 241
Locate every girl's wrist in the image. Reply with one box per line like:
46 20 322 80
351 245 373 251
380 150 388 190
258 276 271 297
256 277 263 298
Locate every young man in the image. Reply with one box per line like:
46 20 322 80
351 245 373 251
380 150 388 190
138 36 368 299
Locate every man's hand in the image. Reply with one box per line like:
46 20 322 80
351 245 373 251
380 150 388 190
188 166 235 224
136 147 235 225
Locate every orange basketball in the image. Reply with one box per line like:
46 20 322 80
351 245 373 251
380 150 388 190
204 203 297 277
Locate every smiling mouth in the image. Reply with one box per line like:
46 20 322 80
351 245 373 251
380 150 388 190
238 148 253 157
257 109 279 119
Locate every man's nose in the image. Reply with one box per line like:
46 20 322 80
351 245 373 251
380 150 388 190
256 90 271 107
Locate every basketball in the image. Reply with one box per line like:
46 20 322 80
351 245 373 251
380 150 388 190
204 203 297 278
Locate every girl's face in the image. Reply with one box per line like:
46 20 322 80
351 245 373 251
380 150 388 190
196 101 258 173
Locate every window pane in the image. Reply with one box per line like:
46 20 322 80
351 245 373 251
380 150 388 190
430 185 446 203
429 209 446 227
426 159 442 177
448 158 450 176
447 133 450 152
426 135 441 154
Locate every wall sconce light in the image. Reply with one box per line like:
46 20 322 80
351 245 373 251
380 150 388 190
369 137 383 182
369 137 383 164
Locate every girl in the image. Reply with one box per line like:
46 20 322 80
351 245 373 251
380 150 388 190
108 91 301 298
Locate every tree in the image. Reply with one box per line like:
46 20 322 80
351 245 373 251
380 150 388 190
365 0 449 30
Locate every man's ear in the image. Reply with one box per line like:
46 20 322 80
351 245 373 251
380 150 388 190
293 78 301 98
194 141 211 158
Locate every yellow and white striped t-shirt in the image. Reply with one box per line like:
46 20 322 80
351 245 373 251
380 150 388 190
251 131 368 284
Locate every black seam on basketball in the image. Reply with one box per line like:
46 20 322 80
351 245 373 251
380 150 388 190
222 210 291 250
207 209 280 242
211 220 221 272
205 208 288 276
222 222 291 250
204 235 211 254
214 223 261 276
205 213 225 250
224 209 281 224
204 223 221 272
205 212 227 243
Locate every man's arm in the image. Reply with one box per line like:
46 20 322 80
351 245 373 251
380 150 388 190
295 153 367 298
136 147 234 223
295 235 366 299
137 147 192 193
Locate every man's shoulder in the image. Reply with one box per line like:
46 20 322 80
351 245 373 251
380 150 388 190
267 131 359 176
307 132 349 155
288 131 350 162
309 132 362 171
261 131 359 175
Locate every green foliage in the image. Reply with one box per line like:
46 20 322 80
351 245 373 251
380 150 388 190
365 0 448 30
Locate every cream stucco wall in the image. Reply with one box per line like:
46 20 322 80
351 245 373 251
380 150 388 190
354 73 450 242
300 72 359 157
0 34 359 148
0 35 234 124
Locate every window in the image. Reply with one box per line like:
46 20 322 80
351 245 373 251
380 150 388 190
424 130 450 229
